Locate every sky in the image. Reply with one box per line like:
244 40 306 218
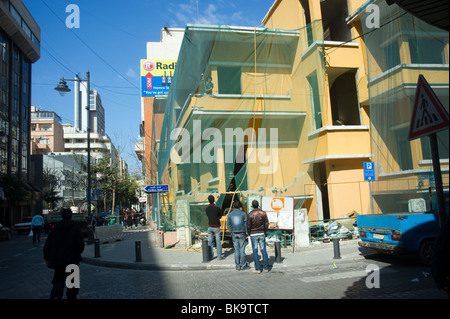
22 0 275 176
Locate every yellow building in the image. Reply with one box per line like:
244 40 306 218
153 0 448 245
353 0 449 214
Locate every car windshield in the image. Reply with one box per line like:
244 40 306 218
20 218 32 223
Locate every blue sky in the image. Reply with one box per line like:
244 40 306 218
23 0 275 174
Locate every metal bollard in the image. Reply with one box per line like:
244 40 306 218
94 239 100 258
135 241 142 262
274 241 282 263
202 238 210 263
333 238 342 259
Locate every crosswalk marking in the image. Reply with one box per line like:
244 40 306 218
299 268 397 283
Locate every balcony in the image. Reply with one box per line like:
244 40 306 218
135 141 144 161
304 125 371 163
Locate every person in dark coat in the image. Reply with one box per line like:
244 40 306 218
126 208 133 229
247 200 270 273
43 208 84 299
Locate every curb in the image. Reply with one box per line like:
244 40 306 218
83 256 242 271
82 254 363 272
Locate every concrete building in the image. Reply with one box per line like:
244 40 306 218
0 0 40 227
263 0 373 221
150 0 448 247
42 152 86 210
135 27 184 220
136 28 183 183
30 106 64 154
63 124 117 165
81 87 106 136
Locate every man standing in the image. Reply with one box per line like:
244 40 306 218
44 208 84 299
31 212 44 243
205 195 223 260
227 201 247 270
247 200 270 273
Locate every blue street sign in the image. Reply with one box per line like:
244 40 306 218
144 184 169 193
364 162 376 181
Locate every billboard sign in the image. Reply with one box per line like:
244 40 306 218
261 197 294 230
141 59 177 97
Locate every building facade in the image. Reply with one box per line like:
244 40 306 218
81 87 106 136
30 106 64 154
63 124 117 165
0 0 40 227
150 0 448 247
136 27 183 224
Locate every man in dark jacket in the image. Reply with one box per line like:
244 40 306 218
44 208 84 299
205 195 223 260
247 200 270 273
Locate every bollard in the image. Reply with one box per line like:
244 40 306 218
94 239 100 258
202 238 210 263
135 241 142 262
274 241 282 263
333 238 341 259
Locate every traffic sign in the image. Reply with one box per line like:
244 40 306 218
143 184 169 193
364 162 376 181
408 75 449 141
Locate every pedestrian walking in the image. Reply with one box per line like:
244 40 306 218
89 214 97 239
227 201 248 270
31 212 44 243
43 208 84 299
126 208 133 229
206 195 223 260
132 208 139 228
247 200 270 273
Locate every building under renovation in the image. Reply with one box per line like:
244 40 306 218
138 0 448 247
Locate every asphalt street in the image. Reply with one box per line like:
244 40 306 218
0 231 447 302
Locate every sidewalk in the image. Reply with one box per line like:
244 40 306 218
81 227 366 271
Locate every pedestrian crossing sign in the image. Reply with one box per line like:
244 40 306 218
408 75 449 141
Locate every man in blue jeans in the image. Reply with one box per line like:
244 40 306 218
205 195 223 260
247 200 270 273
227 201 248 270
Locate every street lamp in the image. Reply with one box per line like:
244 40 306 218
55 71 92 223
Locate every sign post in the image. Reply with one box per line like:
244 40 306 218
143 184 169 193
409 75 449 227
364 162 376 214
143 183 169 246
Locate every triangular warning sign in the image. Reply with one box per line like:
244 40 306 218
409 75 449 141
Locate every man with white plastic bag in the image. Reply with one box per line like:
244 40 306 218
31 213 44 243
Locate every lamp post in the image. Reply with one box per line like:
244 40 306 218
55 71 92 222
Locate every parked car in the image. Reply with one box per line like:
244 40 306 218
14 217 32 235
0 223 11 240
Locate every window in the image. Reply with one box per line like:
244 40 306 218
217 67 241 94
320 0 351 42
329 69 361 126
384 41 401 70
300 0 313 45
307 72 322 130
409 37 446 64
421 130 449 160
396 127 413 170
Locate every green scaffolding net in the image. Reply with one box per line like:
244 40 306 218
154 21 325 232
360 0 449 214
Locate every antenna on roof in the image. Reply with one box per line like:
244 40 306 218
163 26 172 36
